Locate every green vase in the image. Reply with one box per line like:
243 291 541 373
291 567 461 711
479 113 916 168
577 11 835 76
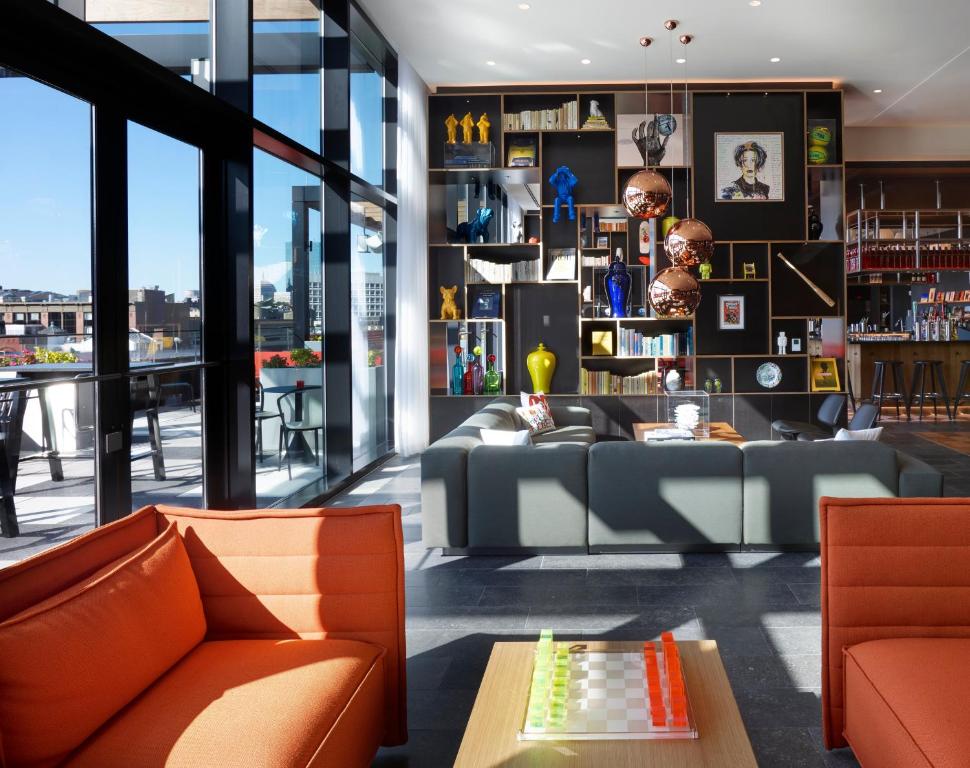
484 362 502 395
526 343 556 393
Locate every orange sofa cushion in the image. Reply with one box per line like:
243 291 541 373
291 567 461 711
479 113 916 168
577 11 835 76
0 522 206 768
843 638 970 768
65 638 386 768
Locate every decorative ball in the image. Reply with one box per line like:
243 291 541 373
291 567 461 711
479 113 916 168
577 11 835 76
664 217 714 268
454 345 463 354
473 345 483 357
648 266 701 317
656 114 677 136
622 169 671 220
488 354 496 363
808 145 828 165
809 126 832 146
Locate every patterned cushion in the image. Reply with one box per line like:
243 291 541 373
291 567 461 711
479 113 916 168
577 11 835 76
515 403 556 435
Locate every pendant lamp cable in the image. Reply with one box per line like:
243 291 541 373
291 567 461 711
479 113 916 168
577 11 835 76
667 26 676 216
683 40 691 219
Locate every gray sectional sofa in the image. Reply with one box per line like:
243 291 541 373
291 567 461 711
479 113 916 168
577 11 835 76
421 402 943 553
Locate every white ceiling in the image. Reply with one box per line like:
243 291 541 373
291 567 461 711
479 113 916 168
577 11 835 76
358 0 970 127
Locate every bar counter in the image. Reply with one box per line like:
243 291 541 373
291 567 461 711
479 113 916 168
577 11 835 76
847 340 970 404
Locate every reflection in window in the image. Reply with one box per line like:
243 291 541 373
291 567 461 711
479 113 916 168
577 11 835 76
0 71 95 562
351 197 388 469
253 149 325 505
350 40 384 186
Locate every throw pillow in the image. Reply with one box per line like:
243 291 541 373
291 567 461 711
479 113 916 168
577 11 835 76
834 426 883 441
0 522 206 768
515 403 556 435
480 428 532 446
519 391 549 409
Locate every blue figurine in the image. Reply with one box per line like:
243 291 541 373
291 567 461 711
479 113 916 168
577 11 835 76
549 165 578 223
457 207 494 243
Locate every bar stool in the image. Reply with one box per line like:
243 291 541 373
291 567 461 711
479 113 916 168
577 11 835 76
954 360 970 415
908 360 952 421
870 360 908 422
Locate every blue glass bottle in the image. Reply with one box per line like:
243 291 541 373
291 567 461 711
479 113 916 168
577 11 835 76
604 248 631 318
451 346 464 395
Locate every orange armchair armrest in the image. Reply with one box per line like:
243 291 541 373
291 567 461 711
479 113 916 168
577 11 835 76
820 496 970 750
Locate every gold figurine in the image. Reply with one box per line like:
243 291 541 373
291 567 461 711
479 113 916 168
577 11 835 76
444 113 459 144
460 112 475 144
476 113 491 144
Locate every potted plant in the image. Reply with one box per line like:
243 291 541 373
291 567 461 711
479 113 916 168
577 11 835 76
257 348 324 457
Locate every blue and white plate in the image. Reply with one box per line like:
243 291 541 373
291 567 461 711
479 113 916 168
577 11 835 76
756 362 783 389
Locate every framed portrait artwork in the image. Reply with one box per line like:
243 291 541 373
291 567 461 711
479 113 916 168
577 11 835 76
810 357 841 392
715 132 784 202
717 295 745 331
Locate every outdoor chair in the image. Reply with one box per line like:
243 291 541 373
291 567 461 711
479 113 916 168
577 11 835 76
275 390 323 480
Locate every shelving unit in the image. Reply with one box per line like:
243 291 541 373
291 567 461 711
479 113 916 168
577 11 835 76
427 85 847 440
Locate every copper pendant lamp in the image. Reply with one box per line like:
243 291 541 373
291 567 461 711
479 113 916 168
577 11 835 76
647 21 710 318
622 36 671 220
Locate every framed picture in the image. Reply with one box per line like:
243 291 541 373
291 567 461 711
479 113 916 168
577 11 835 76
595 235 609 248
718 295 745 330
810 357 841 392
470 285 501 319
616 113 686 167
715 132 784 202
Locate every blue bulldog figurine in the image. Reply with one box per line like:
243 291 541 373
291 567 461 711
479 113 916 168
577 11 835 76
549 165 578 223
457 207 494 243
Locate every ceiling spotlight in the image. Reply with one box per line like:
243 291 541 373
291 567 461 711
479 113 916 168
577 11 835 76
770 57 781 62
517 2 530 8
581 58 591 65
873 88 883 93
676 58 686 64
486 60 496 66
749 0 761 5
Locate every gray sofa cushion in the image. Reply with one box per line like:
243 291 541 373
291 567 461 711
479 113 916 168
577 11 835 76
741 440 899 547
467 443 588 548
588 441 743 550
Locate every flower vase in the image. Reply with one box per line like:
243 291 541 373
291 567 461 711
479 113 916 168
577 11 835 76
526 343 556 393
472 357 484 395
604 257 632 318
463 355 475 395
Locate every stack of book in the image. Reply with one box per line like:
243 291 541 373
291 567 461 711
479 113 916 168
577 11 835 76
598 218 627 232
503 100 578 131
580 369 659 395
616 328 692 357
581 252 610 267
466 258 539 283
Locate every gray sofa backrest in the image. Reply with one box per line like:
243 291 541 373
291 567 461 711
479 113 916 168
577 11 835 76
741 440 899 548
587 441 744 551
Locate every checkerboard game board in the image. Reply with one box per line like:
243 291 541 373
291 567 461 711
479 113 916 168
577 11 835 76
519 648 698 741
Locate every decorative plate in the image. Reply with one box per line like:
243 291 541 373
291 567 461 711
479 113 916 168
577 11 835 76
756 362 783 389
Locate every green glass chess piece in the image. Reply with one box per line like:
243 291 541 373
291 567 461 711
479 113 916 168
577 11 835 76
713 376 723 394
704 378 713 393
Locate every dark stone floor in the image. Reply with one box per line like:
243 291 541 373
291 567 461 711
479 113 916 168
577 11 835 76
322 418 970 768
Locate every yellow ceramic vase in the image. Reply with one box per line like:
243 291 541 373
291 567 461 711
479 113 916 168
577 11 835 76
526 343 556 393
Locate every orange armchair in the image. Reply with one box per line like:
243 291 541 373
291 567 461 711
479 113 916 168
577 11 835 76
0 504 406 767
820 497 970 767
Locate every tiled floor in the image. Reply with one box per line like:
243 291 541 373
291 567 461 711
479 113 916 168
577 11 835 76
322 419 970 767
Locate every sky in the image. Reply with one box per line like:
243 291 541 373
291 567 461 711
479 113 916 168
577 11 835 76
1 22 385 298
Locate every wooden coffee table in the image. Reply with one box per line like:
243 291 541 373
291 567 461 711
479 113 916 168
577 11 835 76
454 640 757 767
633 422 746 445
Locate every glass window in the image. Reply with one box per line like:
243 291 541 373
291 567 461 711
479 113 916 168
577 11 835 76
254 13 322 153
0 70 95 562
77 1 210 87
350 39 384 186
127 122 204 510
253 149 325 505
350 196 387 469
